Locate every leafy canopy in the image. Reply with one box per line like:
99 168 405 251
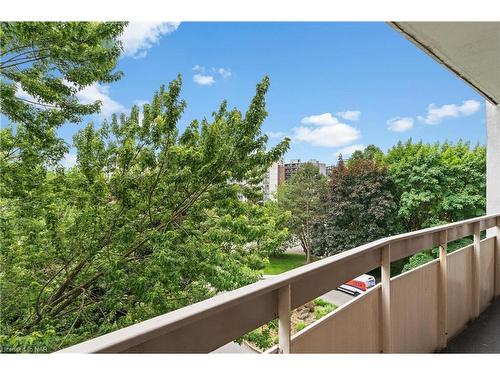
385 139 486 231
276 163 328 262
312 157 397 257
1 22 126 129
0 75 290 352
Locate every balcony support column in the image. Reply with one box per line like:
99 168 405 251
438 230 448 349
472 222 481 319
381 244 392 353
487 102 500 298
487 102 500 231
495 217 500 298
278 284 291 353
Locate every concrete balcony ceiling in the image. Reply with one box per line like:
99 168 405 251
390 22 500 105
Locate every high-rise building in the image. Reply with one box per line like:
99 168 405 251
310 159 327 176
283 159 327 181
263 160 282 201
262 159 329 201
283 159 301 181
326 164 335 177
278 162 285 186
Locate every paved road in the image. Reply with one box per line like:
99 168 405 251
319 289 355 307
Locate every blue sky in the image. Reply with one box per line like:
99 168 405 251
56 22 486 166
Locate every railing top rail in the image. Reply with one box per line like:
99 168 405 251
58 213 500 353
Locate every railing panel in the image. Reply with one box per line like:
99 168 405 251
480 236 496 311
123 289 279 353
291 236 498 354
447 223 474 242
290 247 381 309
64 287 279 353
482 217 498 232
447 244 473 338
58 214 500 353
391 232 440 262
391 259 440 353
290 286 381 353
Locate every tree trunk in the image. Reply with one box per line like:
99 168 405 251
299 235 311 263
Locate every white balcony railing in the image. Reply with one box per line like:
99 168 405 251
58 214 500 353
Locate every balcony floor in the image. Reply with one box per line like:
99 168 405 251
442 296 500 353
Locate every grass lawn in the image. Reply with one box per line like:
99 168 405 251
264 253 307 275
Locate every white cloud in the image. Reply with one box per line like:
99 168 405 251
76 83 127 118
61 153 77 169
336 110 361 121
293 125 360 148
335 144 366 157
387 117 414 132
266 131 286 139
192 66 232 85
301 112 339 126
294 112 360 147
193 74 215 86
418 100 481 125
120 22 180 58
218 68 232 79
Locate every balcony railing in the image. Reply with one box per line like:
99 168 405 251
58 214 500 353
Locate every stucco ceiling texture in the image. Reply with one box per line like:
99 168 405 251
391 22 500 104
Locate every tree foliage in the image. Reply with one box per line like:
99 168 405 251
385 139 486 231
401 252 434 273
0 22 127 197
348 144 384 166
312 157 398 257
0 76 290 352
276 163 328 262
1 22 126 129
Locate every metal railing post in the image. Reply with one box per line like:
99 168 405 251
278 284 291 353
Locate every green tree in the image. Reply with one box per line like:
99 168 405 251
0 76 290 352
385 139 485 231
348 144 385 166
276 163 328 262
312 157 397 257
401 252 434 273
1 22 126 129
1 22 127 198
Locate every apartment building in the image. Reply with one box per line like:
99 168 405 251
262 160 281 201
283 159 327 181
263 159 328 201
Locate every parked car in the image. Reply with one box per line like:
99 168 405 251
337 274 376 296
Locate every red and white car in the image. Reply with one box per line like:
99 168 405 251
337 274 376 296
